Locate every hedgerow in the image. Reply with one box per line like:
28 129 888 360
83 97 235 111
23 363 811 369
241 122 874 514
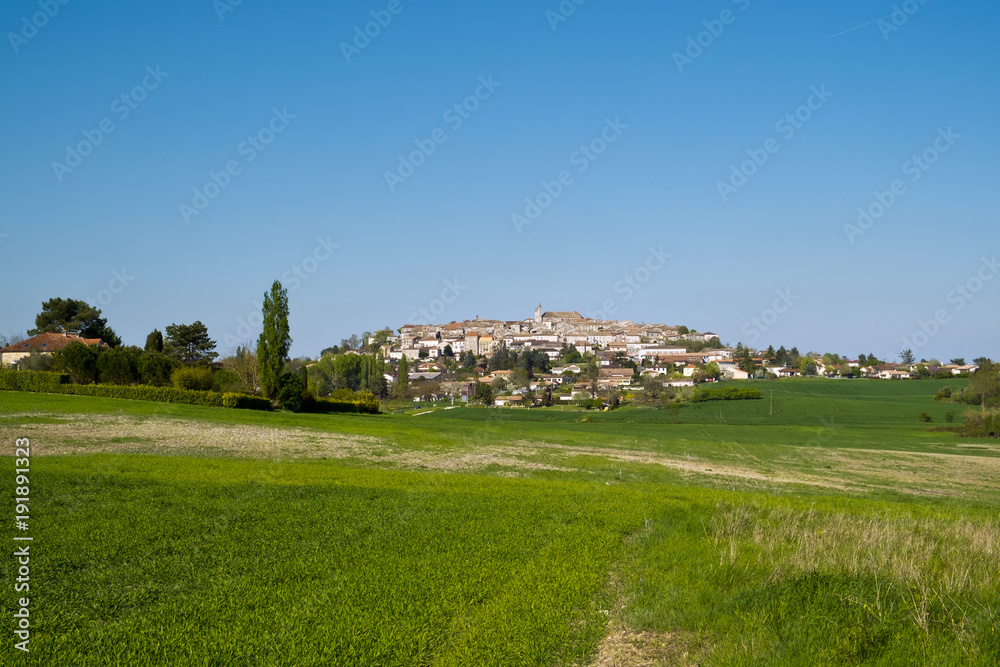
0 369 68 392
313 391 380 414
1 369 269 411
691 386 763 402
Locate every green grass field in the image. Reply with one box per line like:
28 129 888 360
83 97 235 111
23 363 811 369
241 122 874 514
2 378 998 665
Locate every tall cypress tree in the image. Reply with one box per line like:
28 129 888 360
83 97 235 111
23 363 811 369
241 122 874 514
145 329 163 353
396 355 409 399
258 280 291 399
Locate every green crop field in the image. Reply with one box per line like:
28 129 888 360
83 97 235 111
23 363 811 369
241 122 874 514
2 378 999 665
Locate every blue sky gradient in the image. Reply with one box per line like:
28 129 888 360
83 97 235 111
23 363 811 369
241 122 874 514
2 0 998 361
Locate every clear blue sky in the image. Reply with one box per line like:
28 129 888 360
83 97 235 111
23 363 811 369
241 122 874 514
2 0 998 362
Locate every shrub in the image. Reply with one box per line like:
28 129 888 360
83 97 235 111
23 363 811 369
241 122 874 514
961 409 1000 438
172 366 215 391
52 341 101 384
97 346 141 385
221 392 271 411
212 369 244 393
276 373 306 412
691 386 763 402
312 391 380 414
933 386 952 401
12 349 55 372
945 412 955 424
918 412 932 423
137 352 179 386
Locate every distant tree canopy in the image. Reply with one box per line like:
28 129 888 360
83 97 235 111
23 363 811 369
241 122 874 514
30 298 121 347
164 321 218 365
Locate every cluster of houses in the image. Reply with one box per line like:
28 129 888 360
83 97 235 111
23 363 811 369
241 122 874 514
382 305 717 363
371 306 981 406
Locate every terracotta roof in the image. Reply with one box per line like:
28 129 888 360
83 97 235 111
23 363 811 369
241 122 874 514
1 332 108 353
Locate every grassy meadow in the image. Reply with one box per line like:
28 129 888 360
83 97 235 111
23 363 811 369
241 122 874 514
1 378 998 665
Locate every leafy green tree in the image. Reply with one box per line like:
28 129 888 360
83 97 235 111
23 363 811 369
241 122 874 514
734 343 756 373
145 329 164 353
276 373 306 412
950 358 965 366
461 351 477 371
704 362 721 380
52 341 102 384
258 281 291 399
138 352 179 386
97 346 141 384
966 361 999 410
641 375 666 405
487 342 517 372
442 344 453 358
171 366 215 391
763 345 776 364
164 322 218 365
800 358 817 376
332 354 365 391
900 349 915 365
418 349 429 359
473 381 493 405
559 343 583 364
30 298 121 347
973 357 991 367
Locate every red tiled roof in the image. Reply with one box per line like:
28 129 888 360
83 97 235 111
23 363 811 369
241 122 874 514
1 332 108 353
